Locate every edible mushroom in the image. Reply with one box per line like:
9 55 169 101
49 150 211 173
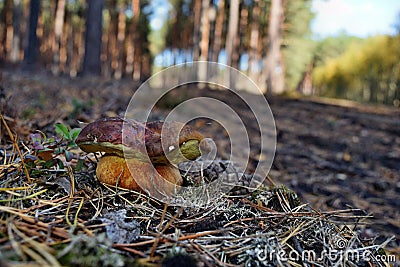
76 117 205 197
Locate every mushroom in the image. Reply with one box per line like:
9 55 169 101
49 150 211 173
76 117 205 197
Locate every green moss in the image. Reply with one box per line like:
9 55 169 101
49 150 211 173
56 233 139 267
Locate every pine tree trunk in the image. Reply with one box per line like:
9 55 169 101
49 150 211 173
24 0 40 66
225 0 239 67
236 5 248 69
125 29 133 75
19 2 29 61
59 7 69 73
212 0 225 62
101 10 109 77
70 14 84 77
199 0 211 61
107 0 118 76
192 0 202 61
82 0 104 76
263 0 285 94
134 36 142 80
2 0 13 60
115 1 126 79
296 63 314 95
198 0 211 81
257 0 268 91
52 0 66 74
66 10 74 76
10 0 22 62
131 0 141 80
126 0 139 77
248 0 260 79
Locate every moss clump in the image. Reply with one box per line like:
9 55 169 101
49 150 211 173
56 233 138 267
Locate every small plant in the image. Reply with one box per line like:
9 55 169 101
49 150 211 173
29 123 82 171
30 131 58 162
54 123 81 161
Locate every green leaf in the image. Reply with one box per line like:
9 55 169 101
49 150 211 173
65 150 73 162
44 159 56 169
54 147 64 155
76 159 85 172
67 142 77 149
69 128 81 142
55 123 70 139
38 130 48 142
57 159 65 169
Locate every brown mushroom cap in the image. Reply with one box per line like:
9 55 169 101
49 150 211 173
76 117 205 163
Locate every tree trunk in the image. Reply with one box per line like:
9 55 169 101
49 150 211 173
248 0 260 79
199 0 211 61
70 14 84 77
131 0 140 80
66 10 74 76
24 0 40 66
125 28 133 76
236 4 247 69
82 0 104 76
263 0 285 94
198 0 211 81
212 0 225 62
192 0 202 61
59 7 69 73
52 0 66 74
115 1 126 79
10 0 22 62
296 63 314 95
106 0 117 77
225 0 239 67
1 0 13 60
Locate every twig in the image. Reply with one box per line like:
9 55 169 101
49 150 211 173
149 202 169 257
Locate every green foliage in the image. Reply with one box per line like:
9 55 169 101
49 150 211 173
313 35 400 105
282 0 315 90
55 123 81 146
29 123 83 174
30 130 56 154
54 123 81 162
313 33 363 67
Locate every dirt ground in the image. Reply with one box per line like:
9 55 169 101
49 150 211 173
1 69 399 251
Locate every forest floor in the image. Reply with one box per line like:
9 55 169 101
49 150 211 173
1 69 399 263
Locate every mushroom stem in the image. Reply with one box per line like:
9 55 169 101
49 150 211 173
96 155 183 196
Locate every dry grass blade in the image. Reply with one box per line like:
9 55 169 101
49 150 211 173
0 113 31 183
0 189 47 203
11 223 61 267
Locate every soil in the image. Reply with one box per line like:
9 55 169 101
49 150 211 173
1 69 399 250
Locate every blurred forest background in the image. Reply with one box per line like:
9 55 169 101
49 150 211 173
1 0 400 106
